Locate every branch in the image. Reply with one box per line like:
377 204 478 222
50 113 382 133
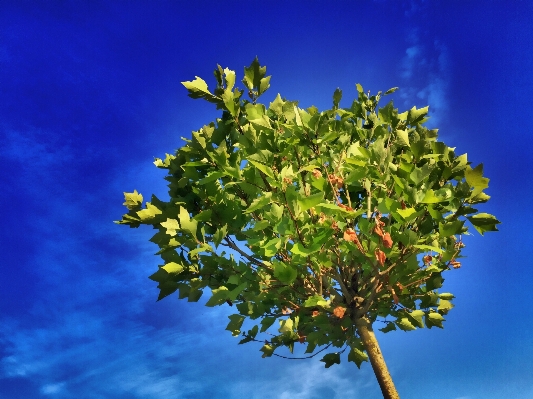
259 170 273 191
282 191 306 246
244 331 333 360
222 236 272 272
331 267 352 301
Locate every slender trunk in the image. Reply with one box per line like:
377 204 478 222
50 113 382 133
356 318 400 399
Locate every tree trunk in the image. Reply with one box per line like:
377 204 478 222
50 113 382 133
356 317 400 399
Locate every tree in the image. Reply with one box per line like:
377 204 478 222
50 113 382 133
116 58 499 399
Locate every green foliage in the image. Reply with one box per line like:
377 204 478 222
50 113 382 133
116 58 499 368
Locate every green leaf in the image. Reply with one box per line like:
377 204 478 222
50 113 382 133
136 202 162 221
162 262 184 275
226 314 245 336
426 273 444 290
315 202 364 218
245 103 266 120
156 281 179 301
298 192 324 212
161 218 180 236
193 209 212 222
396 129 410 147
396 207 417 220
406 310 425 328
244 192 272 214
223 67 236 91
467 213 500 235
260 344 275 358
439 220 464 237
384 87 399 95
425 312 445 329
348 347 368 368
205 287 229 307
148 269 168 284
247 159 275 179
259 76 271 96
396 317 417 331
408 105 429 124
213 225 227 248
379 323 397 333
438 299 454 313
333 88 342 108
153 153 175 168
197 171 225 185
182 76 220 103
420 189 450 204
465 163 489 197
260 317 276 333
320 352 341 368
123 190 143 210
278 318 294 333
438 293 455 300
188 287 203 302
243 57 270 95
179 207 198 237
251 219 270 231
413 244 443 254
263 237 281 257
269 93 284 115
228 282 248 301
410 165 433 186
273 260 297 284
356 83 364 93
303 294 329 308
291 241 322 256
188 243 212 259
291 230 329 256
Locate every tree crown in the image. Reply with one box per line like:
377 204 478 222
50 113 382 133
116 58 499 368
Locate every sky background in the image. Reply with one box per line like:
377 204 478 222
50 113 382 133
0 1 532 398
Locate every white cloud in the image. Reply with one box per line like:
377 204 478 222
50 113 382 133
399 32 450 127
403 0 428 18
229 360 378 399
401 46 423 79
41 382 67 395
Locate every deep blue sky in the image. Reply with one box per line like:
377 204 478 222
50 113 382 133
1 1 531 398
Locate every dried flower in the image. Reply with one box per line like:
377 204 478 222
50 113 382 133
344 228 357 241
375 248 386 266
382 232 393 248
338 203 353 211
328 174 344 188
450 259 461 269
333 306 346 319
312 169 322 178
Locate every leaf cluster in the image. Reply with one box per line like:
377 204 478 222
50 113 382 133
116 58 500 368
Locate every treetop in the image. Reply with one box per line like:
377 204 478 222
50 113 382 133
116 58 499 368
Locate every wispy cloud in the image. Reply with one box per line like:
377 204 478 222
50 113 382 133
229 357 378 399
399 27 450 127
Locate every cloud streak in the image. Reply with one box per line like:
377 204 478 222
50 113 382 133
399 29 450 127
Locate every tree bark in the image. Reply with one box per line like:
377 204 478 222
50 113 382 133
356 317 400 399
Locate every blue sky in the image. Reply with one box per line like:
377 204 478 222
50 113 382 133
0 1 532 398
